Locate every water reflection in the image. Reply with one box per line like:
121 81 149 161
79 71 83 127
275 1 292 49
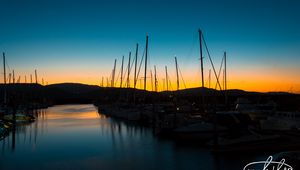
0 104 265 170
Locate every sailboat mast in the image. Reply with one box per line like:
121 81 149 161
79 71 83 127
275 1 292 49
112 59 117 87
9 73 11 84
175 56 179 91
3 53 7 104
144 35 149 90
120 56 124 88
209 69 211 88
224 51 227 91
134 43 138 89
224 51 228 106
3 53 6 84
150 70 153 91
13 70 15 84
198 29 204 88
162 78 165 91
154 65 157 92
35 69 38 84
133 44 139 104
110 70 113 87
165 66 168 91
127 52 131 88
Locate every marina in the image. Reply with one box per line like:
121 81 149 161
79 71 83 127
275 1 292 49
1 0 300 169
0 28 299 168
0 104 280 170
0 29 300 168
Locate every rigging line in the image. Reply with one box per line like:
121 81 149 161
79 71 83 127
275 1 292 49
148 49 151 74
137 48 145 77
129 54 136 75
122 63 129 87
166 72 173 91
114 62 122 86
214 54 224 90
5 59 12 73
205 75 209 87
135 47 146 87
120 53 131 87
168 78 173 91
202 34 222 90
108 71 112 86
125 53 132 88
205 69 212 88
178 66 187 89
166 70 169 91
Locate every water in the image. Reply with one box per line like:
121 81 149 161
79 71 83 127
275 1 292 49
0 104 267 170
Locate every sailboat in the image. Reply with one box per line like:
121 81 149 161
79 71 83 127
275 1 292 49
99 36 149 122
154 29 230 140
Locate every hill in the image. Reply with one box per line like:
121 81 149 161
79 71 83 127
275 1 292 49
0 83 298 110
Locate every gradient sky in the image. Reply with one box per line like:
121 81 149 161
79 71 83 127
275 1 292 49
0 0 299 92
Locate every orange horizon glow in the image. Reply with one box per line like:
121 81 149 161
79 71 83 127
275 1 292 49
2 63 299 93
38 72 300 94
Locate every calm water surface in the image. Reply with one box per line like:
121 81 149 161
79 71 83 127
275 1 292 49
0 104 267 170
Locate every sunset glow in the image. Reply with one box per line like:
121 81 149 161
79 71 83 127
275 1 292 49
0 0 299 93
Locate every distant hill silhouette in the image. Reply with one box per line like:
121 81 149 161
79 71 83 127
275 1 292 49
0 83 299 110
46 83 100 94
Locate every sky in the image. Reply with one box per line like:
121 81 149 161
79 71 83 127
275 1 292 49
0 0 299 92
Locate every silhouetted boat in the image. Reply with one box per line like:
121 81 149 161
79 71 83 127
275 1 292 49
229 98 300 131
3 113 35 123
100 103 142 121
234 98 276 121
172 122 227 141
260 111 300 130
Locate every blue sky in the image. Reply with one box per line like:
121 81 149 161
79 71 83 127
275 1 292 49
0 0 299 91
